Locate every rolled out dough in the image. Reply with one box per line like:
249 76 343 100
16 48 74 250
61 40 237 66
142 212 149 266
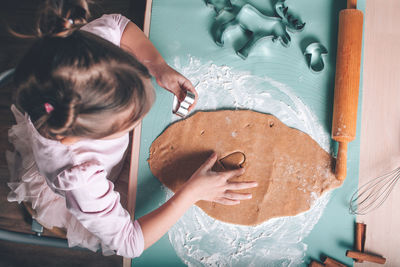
148 110 342 226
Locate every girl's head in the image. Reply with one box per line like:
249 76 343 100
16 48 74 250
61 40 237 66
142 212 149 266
14 0 155 140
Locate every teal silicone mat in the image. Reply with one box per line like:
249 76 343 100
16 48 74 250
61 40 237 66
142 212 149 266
133 0 365 266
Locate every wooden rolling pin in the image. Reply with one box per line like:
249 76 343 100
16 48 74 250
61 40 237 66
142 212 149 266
331 0 364 180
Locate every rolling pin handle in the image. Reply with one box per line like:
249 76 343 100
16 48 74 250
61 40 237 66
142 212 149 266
347 0 357 9
336 142 348 181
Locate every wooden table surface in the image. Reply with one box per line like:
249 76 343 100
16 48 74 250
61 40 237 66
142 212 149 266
357 0 400 266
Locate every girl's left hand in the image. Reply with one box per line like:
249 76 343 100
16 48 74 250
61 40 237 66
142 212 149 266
154 63 198 111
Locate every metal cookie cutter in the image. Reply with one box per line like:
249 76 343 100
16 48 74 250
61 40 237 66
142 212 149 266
173 91 196 117
304 42 328 73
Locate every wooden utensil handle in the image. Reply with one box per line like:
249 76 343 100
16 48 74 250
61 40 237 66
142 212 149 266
336 142 348 181
332 8 363 180
347 0 357 9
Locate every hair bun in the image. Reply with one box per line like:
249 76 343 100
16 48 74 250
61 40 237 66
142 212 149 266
36 0 90 37
47 90 81 136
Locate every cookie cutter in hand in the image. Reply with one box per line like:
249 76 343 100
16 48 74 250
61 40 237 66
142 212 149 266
173 91 196 117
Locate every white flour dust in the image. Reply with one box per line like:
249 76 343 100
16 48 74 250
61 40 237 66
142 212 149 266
166 56 332 266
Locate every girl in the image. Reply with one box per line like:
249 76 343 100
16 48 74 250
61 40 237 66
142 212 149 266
6 0 258 258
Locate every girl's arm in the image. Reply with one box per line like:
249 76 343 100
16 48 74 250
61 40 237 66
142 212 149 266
120 22 197 107
138 153 258 249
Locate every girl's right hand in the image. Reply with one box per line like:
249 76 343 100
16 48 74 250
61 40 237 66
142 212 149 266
138 152 258 250
181 152 258 205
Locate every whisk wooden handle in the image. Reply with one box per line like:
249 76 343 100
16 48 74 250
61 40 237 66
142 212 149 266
331 0 363 181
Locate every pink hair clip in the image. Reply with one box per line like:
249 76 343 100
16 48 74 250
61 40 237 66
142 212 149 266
44 103 54 114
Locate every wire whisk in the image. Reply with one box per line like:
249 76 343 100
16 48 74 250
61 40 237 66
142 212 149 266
350 166 400 215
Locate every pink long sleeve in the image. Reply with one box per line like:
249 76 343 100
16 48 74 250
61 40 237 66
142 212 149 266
56 161 144 258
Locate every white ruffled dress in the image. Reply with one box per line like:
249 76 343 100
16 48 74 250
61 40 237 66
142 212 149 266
6 14 144 258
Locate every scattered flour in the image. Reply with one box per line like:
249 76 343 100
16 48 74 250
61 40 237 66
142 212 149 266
166 56 332 266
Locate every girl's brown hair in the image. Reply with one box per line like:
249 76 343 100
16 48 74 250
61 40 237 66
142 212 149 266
14 0 155 140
